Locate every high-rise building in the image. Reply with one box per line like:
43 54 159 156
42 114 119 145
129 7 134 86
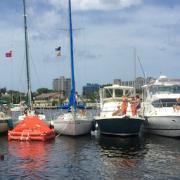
82 83 100 98
53 76 71 98
114 79 122 85
135 77 145 90
113 77 146 90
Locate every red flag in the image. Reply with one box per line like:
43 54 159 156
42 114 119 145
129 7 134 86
5 50 12 58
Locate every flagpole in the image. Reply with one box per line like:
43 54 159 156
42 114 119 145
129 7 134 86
23 0 32 108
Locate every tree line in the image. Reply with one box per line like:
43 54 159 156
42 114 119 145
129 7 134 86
0 88 55 104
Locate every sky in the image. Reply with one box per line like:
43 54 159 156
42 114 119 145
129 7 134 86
0 0 180 93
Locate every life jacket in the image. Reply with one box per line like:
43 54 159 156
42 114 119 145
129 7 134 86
131 98 137 116
121 97 127 115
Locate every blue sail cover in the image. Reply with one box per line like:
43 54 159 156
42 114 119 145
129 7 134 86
57 89 77 110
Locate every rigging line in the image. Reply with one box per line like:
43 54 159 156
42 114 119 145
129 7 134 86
18 49 26 93
137 55 146 81
28 49 44 89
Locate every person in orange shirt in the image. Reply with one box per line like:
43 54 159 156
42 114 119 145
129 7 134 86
130 96 137 116
112 96 127 116
121 96 128 115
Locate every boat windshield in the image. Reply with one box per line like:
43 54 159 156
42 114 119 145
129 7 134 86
104 89 113 98
104 88 131 98
149 85 180 95
115 89 123 97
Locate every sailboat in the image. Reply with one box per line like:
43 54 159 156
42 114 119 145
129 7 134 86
8 0 55 141
53 0 93 136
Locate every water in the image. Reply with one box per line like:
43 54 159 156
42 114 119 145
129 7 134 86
0 133 180 180
1 109 180 179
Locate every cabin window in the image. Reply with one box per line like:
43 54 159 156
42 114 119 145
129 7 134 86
115 89 123 97
152 98 177 108
104 89 113 98
172 86 180 93
125 90 133 96
150 85 180 94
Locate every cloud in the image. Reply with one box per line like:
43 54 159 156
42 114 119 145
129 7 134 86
47 0 143 11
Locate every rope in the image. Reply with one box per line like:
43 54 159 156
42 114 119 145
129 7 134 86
54 112 75 137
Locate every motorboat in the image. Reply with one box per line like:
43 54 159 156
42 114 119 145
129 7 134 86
141 75 180 137
95 84 144 136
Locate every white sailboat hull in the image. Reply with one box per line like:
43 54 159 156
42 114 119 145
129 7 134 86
145 115 180 137
0 120 9 133
53 113 93 136
0 117 12 133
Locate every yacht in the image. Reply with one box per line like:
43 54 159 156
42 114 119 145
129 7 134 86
141 75 180 137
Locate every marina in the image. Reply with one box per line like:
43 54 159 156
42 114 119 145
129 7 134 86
0 0 180 179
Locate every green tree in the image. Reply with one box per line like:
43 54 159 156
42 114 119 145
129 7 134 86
36 88 54 95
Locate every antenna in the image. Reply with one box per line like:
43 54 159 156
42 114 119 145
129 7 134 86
134 48 136 96
137 55 147 84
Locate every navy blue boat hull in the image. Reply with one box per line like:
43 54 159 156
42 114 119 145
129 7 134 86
96 117 144 136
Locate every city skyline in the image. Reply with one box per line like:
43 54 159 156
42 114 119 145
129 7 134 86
0 0 180 93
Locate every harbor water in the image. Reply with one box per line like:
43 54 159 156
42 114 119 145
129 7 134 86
0 110 180 179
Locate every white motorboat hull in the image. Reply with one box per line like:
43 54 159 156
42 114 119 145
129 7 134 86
0 118 13 133
53 113 93 136
10 107 21 112
145 116 180 137
0 120 8 133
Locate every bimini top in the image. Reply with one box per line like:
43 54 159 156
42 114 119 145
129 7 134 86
143 76 180 88
103 84 134 90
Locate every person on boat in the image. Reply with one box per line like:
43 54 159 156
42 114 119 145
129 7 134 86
24 108 28 115
173 97 180 112
130 96 137 116
121 96 128 115
35 110 40 116
112 103 121 116
79 109 86 116
112 96 127 116
135 95 141 109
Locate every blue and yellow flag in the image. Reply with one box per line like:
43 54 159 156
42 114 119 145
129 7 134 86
55 46 61 56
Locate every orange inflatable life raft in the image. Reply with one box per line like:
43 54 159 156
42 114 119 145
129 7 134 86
8 116 55 141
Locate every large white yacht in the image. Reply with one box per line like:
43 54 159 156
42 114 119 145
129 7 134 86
141 76 180 137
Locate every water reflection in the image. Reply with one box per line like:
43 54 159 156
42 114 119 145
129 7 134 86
98 135 146 156
0 130 179 179
8 140 54 177
96 135 147 170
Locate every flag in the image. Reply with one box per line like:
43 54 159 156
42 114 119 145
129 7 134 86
5 50 12 58
55 46 61 56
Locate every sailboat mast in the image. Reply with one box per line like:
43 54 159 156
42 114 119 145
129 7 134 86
68 0 76 111
23 0 32 108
